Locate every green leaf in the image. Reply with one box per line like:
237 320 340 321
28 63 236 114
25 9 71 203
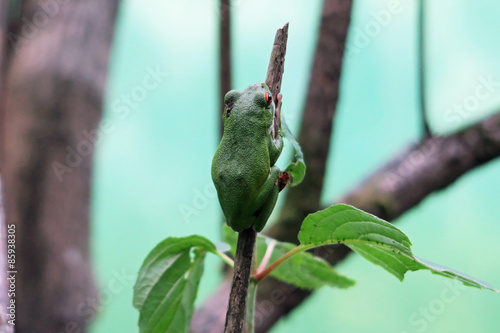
133 236 216 333
267 240 355 289
299 204 499 292
223 225 354 289
282 114 306 186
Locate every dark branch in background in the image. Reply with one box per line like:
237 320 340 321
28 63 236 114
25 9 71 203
339 111 500 220
219 0 232 136
250 110 500 331
1 1 119 332
418 0 431 137
191 0 353 331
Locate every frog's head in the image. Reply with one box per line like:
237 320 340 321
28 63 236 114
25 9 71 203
222 83 275 128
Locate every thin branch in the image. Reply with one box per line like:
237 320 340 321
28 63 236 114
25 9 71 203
224 228 257 333
418 0 431 137
265 23 288 100
255 245 306 282
219 0 232 136
256 239 276 274
216 250 235 268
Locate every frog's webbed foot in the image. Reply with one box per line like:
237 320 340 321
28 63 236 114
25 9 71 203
278 171 289 192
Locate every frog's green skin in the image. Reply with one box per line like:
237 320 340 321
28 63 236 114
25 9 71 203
212 82 283 232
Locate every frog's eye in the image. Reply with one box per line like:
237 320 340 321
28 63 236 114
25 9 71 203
265 92 273 105
225 102 234 117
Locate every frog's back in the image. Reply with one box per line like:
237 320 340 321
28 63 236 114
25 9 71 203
211 134 270 219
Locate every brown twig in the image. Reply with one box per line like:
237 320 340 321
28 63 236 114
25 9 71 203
418 0 431 137
265 23 288 99
224 228 257 333
219 0 232 136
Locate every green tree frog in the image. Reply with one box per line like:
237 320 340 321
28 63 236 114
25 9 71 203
212 82 285 232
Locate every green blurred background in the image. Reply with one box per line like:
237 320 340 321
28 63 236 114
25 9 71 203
90 0 500 332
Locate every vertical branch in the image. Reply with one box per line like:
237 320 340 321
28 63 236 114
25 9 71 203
418 0 431 137
224 228 257 333
265 23 288 99
219 0 232 136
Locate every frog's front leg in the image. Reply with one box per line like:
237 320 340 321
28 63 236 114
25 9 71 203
248 165 281 232
269 132 283 166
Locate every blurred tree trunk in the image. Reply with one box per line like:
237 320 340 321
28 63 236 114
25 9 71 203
0 1 14 331
1 1 119 332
